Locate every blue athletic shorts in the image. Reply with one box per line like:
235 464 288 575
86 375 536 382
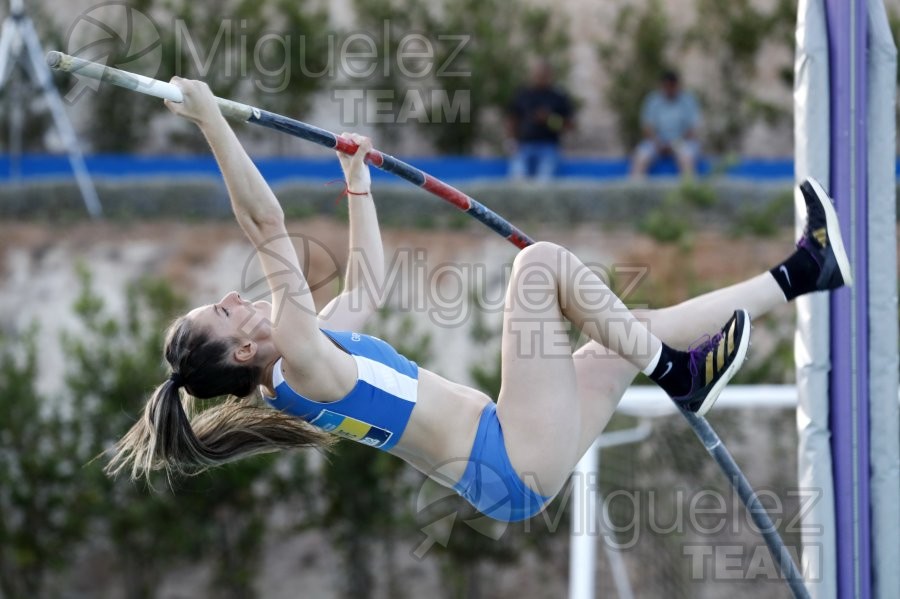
453 402 551 522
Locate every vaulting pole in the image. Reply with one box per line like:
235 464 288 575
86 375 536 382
45 51 533 249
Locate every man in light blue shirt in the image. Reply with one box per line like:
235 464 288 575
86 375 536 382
631 70 700 177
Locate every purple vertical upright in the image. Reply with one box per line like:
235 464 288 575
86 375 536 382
824 0 871 598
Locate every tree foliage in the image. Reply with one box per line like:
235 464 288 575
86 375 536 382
598 0 795 154
598 0 673 150
685 0 795 153
77 0 331 152
352 0 572 154
0 326 94 598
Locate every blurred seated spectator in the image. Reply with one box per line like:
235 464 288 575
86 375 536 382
631 69 700 178
507 61 574 181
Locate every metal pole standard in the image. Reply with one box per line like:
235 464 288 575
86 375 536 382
0 15 102 217
47 50 809 598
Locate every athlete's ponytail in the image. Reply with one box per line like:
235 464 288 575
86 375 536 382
105 316 332 480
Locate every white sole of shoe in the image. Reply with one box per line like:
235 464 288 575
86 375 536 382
806 177 854 287
694 310 751 417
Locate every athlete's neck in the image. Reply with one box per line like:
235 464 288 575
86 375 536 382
258 355 281 397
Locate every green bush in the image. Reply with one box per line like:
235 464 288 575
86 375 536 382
0 326 95 598
0 179 814 232
732 188 794 237
671 180 719 209
0 178 226 221
640 207 689 244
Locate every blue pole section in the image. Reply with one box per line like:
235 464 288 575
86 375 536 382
824 0 872 597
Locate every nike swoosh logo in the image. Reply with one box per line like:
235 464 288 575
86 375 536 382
659 361 673 379
779 265 791 287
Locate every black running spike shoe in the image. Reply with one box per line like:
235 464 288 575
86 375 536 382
670 309 751 416
798 178 853 289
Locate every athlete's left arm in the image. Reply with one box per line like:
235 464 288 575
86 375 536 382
318 134 386 331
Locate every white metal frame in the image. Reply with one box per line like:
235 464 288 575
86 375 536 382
568 385 799 599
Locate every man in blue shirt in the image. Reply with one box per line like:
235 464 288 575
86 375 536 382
631 70 700 177
507 61 574 181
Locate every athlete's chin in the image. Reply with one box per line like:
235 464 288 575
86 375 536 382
253 300 272 315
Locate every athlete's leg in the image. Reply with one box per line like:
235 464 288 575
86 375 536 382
570 177 853 458
636 177 849 352
571 272 784 459
495 241 662 495
632 273 783 347
495 241 746 495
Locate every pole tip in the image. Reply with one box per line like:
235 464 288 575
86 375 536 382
46 51 62 68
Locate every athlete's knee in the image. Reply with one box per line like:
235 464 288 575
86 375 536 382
513 243 568 292
508 242 566 311
514 241 565 269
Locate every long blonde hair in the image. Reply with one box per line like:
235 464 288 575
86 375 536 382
105 316 332 480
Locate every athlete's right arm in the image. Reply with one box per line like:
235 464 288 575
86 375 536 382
165 77 283 244
165 78 328 365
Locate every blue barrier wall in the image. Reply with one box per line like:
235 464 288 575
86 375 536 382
0 154 809 183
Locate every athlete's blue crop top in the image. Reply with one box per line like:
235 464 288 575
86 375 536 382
265 329 419 450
